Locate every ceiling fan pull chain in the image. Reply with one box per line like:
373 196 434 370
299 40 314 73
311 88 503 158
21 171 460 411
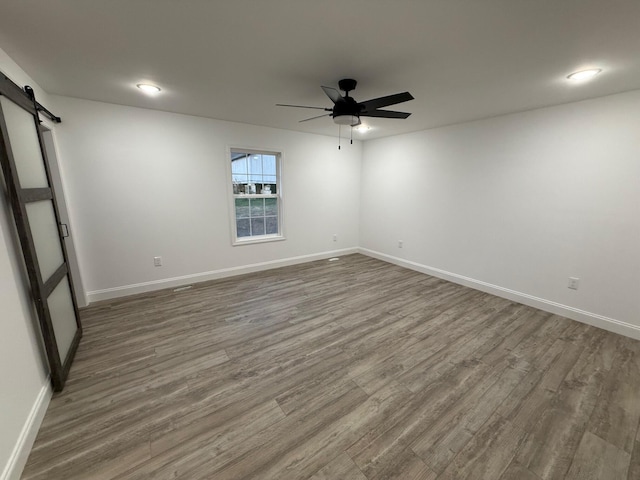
350 125 353 144
338 124 341 150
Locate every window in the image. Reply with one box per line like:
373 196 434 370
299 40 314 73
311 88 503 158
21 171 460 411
229 148 282 243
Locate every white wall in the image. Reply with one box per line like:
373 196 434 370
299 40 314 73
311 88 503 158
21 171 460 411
49 96 362 301
360 90 640 338
0 47 51 480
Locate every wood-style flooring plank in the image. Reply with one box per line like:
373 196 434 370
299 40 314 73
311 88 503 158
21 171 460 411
411 360 528 473
564 431 630 480
499 461 542 480
19 254 640 480
628 439 640 480
435 413 528 480
586 338 640 454
509 328 611 480
310 453 368 480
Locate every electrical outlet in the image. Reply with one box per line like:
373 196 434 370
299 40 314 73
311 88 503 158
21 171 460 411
154 256 162 267
398 240 403 248
333 234 337 242
568 277 579 290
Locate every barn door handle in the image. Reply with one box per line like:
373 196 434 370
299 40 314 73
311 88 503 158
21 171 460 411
60 223 69 238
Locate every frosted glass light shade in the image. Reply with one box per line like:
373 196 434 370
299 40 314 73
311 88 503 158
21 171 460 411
333 115 360 126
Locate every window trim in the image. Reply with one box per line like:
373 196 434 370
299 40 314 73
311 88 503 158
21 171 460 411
226 146 285 246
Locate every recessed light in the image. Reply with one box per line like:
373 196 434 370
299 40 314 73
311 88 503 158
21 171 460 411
136 83 161 94
567 69 602 82
356 125 370 133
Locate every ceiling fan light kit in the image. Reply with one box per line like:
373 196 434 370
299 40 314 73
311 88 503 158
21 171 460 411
277 78 414 146
334 115 360 126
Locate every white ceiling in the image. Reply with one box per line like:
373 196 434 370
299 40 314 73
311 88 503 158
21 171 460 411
1 0 639 140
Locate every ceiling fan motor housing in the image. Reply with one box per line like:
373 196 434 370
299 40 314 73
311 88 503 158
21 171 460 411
333 96 360 116
338 78 358 93
332 95 361 125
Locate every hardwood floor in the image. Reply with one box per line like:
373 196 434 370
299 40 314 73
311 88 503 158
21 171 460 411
21 254 640 480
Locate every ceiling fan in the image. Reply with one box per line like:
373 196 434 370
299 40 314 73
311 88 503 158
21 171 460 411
277 78 414 127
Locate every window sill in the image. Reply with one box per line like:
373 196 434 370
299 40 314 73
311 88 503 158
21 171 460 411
233 194 278 198
232 234 286 246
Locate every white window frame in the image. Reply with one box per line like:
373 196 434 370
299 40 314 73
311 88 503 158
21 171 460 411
226 146 285 246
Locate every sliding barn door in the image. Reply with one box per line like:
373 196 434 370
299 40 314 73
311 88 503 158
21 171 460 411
0 75 81 391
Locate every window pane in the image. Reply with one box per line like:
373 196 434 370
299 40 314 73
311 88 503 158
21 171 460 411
250 198 264 216
230 150 281 242
251 217 265 236
235 198 250 218
259 184 272 194
264 198 278 216
232 173 248 185
265 216 278 235
231 155 248 175
263 155 276 175
236 218 251 237
249 154 262 177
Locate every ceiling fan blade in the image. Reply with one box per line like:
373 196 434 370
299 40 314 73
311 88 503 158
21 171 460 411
276 104 330 110
299 113 332 123
359 92 414 112
360 110 411 119
321 86 344 104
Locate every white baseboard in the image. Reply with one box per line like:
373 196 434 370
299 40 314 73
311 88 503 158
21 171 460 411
87 247 359 303
359 248 640 341
1 379 51 480
85 245 640 341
